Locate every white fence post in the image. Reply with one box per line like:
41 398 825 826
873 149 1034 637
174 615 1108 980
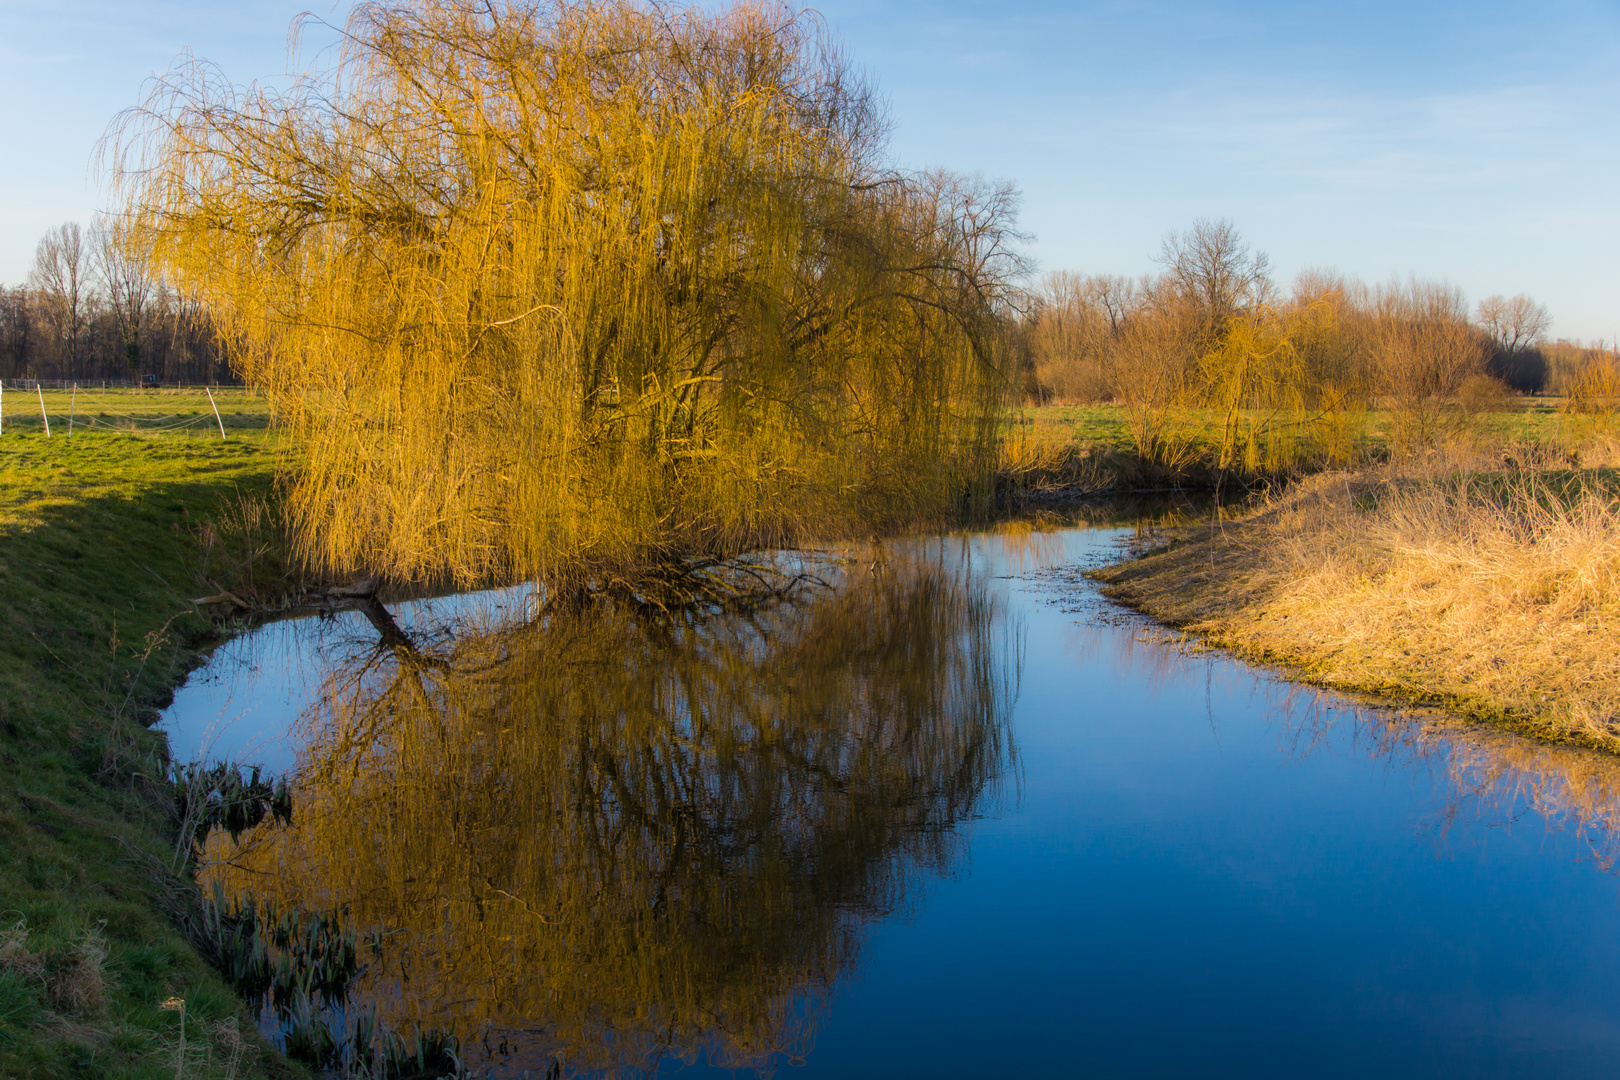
37 384 49 438
206 386 226 440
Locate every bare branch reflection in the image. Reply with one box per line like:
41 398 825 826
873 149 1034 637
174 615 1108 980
205 552 1019 1076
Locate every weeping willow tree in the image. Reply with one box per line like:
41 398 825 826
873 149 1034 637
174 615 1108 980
203 552 1017 1072
111 0 1023 587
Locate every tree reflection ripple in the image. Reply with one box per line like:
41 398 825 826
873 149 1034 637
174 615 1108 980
206 552 1020 1076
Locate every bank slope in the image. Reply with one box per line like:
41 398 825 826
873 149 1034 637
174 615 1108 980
1092 463 1620 753
0 428 298 1077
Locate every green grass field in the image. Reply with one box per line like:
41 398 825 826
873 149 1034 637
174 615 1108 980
1012 397 1572 448
0 387 270 440
0 392 293 1077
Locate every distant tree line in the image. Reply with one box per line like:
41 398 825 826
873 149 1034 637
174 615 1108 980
1541 338 1620 402
0 219 234 383
1014 219 1610 466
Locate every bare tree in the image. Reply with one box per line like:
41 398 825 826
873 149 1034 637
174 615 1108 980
1089 273 1140 335
1477 294 1551 354
1157 218 1272 331
1476 294 1551 393
0 287 37 378
1371 278 1490 452
92 214 156 380
1029 272 1108 402
29 222 90 380
1026 272 1143 402
907 170 1033 310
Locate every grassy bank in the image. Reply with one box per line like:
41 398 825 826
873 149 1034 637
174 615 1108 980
0 391 299 1077
1093 440 1620 752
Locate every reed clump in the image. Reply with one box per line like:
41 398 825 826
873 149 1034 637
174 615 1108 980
994 424 1121 503
0 919 110 1023
1095 442 1620 749
112 0 1021 591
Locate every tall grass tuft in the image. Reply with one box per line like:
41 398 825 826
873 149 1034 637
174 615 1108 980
1097 443 1620 748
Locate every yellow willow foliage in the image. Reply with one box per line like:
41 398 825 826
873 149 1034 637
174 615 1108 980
1110 295 1362 477
203 553 1016 1072
1565 352 1620 432
112 0 1021 587
1197 302 1358 476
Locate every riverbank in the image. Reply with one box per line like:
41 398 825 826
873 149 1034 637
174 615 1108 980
2 390 1610 1071
0 400 302 1076
1092 444 1620 753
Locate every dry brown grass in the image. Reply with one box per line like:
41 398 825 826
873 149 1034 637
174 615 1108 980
46 926 108 1015
995 425 1118 496
1 920 108 1019
0 919 45 984
1095 438 1620 750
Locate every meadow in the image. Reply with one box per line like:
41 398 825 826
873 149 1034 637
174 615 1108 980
0 387 270 440
1 378 1617 1072
0 0 1609 1065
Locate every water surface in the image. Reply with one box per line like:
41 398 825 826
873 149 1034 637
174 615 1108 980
162 524 1620 1078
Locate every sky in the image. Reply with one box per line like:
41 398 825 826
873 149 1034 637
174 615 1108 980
2 0 1617 339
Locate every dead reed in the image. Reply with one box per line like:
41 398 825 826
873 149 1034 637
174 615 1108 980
0 920 108 1019
1096 439 1620 749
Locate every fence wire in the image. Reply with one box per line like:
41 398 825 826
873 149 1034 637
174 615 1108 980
0 386 261 437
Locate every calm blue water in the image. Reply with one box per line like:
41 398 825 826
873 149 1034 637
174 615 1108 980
161 525 1620 1078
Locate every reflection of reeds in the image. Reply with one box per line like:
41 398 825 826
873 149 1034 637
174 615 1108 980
1287 688 1620 871
1069 614 1620 872
205 552 1018 1075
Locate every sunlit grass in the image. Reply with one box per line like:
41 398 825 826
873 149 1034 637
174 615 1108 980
0 387 270 438
1096 436 1620 750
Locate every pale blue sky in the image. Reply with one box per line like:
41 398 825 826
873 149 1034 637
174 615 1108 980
3 1 1617 338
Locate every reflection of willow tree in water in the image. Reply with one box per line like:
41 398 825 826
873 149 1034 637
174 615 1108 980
207 554 1018 1073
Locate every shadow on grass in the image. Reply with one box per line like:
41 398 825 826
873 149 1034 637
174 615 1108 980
0 441 298 1077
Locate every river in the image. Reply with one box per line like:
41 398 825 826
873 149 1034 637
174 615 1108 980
160 517 1620 1078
